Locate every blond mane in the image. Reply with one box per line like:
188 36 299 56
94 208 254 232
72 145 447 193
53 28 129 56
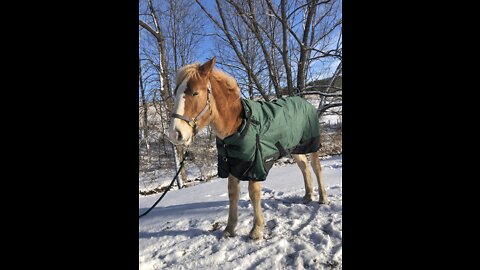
176 63 240 97
176 63 201 85
212 69 240 96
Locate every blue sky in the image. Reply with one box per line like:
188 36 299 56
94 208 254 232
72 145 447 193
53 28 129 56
192 0 342 81
140 0 341 92
189 0 220 63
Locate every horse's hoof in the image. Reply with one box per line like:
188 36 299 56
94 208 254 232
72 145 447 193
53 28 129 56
302 195 313 204
319 199 330 205
223 229 236 238
249 229 263 240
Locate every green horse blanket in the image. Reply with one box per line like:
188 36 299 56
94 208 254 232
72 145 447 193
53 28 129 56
216 96 321 181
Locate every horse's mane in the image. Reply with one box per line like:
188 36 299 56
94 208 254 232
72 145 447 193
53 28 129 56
176 63 240 97
176 63 201 86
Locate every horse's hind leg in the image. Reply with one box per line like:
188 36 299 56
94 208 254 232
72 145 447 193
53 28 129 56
223 175 240 237
311 151 329 204
292 154 314 203
248 180 264 240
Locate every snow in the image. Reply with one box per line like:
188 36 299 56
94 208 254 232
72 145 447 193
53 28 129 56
139 155 342 269
139 164 218 192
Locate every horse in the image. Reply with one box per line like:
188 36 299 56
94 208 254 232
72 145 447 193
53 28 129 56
168 57 328 240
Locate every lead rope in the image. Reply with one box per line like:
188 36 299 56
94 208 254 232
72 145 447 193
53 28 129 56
139 150 189 219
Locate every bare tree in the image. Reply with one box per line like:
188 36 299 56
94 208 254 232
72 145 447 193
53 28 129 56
167 0 206 72
139 59 151 162
196 0 342 104
195 0 272 101
139 0 199 188
317 60 342 117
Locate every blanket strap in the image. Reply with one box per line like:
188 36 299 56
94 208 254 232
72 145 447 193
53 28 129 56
275 142 292 158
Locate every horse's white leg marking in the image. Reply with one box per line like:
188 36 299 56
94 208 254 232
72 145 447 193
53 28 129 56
248 180 264 240
311 151 329 204
223 175 240 237
292 154 314 203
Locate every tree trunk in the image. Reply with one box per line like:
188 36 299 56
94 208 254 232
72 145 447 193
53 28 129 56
280 0 294 96
140 0 187 186
173 144 185 189
296 0 318 92
139 60 151 162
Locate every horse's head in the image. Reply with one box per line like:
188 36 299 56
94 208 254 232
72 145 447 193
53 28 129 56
168 57 216 147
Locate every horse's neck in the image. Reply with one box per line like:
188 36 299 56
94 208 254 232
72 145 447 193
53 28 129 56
210 84 243 140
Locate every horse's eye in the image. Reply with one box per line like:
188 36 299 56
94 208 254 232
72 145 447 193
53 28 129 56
192 92 199 96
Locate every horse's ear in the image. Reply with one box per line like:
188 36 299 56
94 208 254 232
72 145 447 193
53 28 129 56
199 57 216 76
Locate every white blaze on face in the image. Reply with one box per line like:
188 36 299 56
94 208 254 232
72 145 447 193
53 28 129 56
168 78 193 145
173 78 187 119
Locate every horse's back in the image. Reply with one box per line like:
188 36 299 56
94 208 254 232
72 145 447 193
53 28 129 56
217 96 321 181
245 96 320 155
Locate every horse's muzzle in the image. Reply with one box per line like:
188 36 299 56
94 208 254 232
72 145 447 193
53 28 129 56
168 126 193 146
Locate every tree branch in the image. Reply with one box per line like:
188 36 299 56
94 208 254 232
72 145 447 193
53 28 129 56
318 102 342 116
211 0 269 100
287 0 331 20
139 19 160 40
297 91 342 97
265 0 303 45
216 61 247 73
303 85 342 91
225 0 281 96
307 48 342 60
194 0 226 31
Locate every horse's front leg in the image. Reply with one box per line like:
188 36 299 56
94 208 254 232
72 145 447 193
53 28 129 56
248 180 264 240
223 175 240 237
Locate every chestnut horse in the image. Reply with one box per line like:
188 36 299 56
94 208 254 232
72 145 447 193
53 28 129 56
168 57 328 240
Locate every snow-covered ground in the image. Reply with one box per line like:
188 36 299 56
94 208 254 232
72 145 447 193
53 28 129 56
139 155 342 269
